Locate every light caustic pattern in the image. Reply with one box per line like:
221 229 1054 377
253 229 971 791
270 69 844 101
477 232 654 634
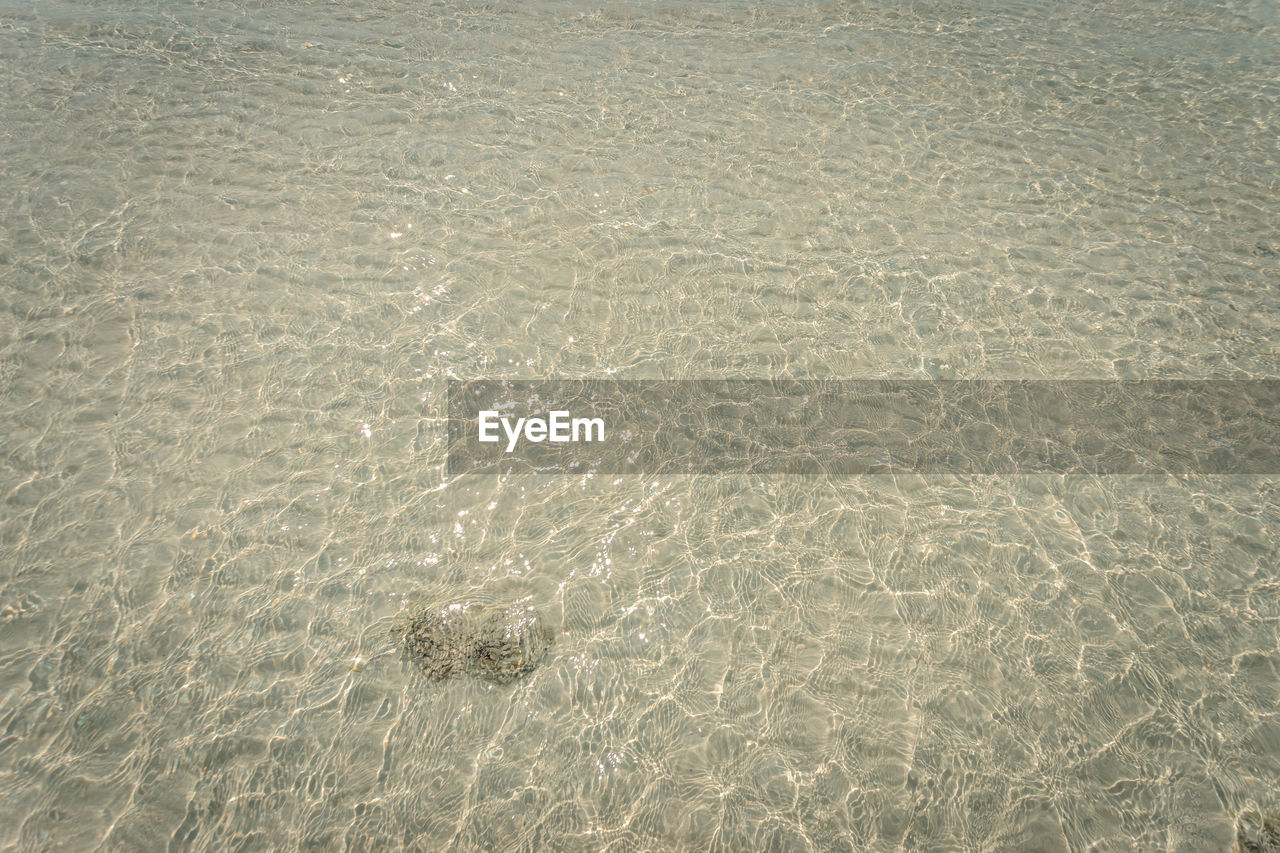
0 0 1278 850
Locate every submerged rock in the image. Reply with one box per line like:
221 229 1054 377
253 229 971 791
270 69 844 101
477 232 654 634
1237 814 1280 853
393 603 554 684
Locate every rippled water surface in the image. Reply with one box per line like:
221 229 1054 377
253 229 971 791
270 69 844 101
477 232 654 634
2 0 1279 849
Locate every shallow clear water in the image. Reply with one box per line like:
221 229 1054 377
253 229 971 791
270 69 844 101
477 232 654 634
1 0 1278 849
